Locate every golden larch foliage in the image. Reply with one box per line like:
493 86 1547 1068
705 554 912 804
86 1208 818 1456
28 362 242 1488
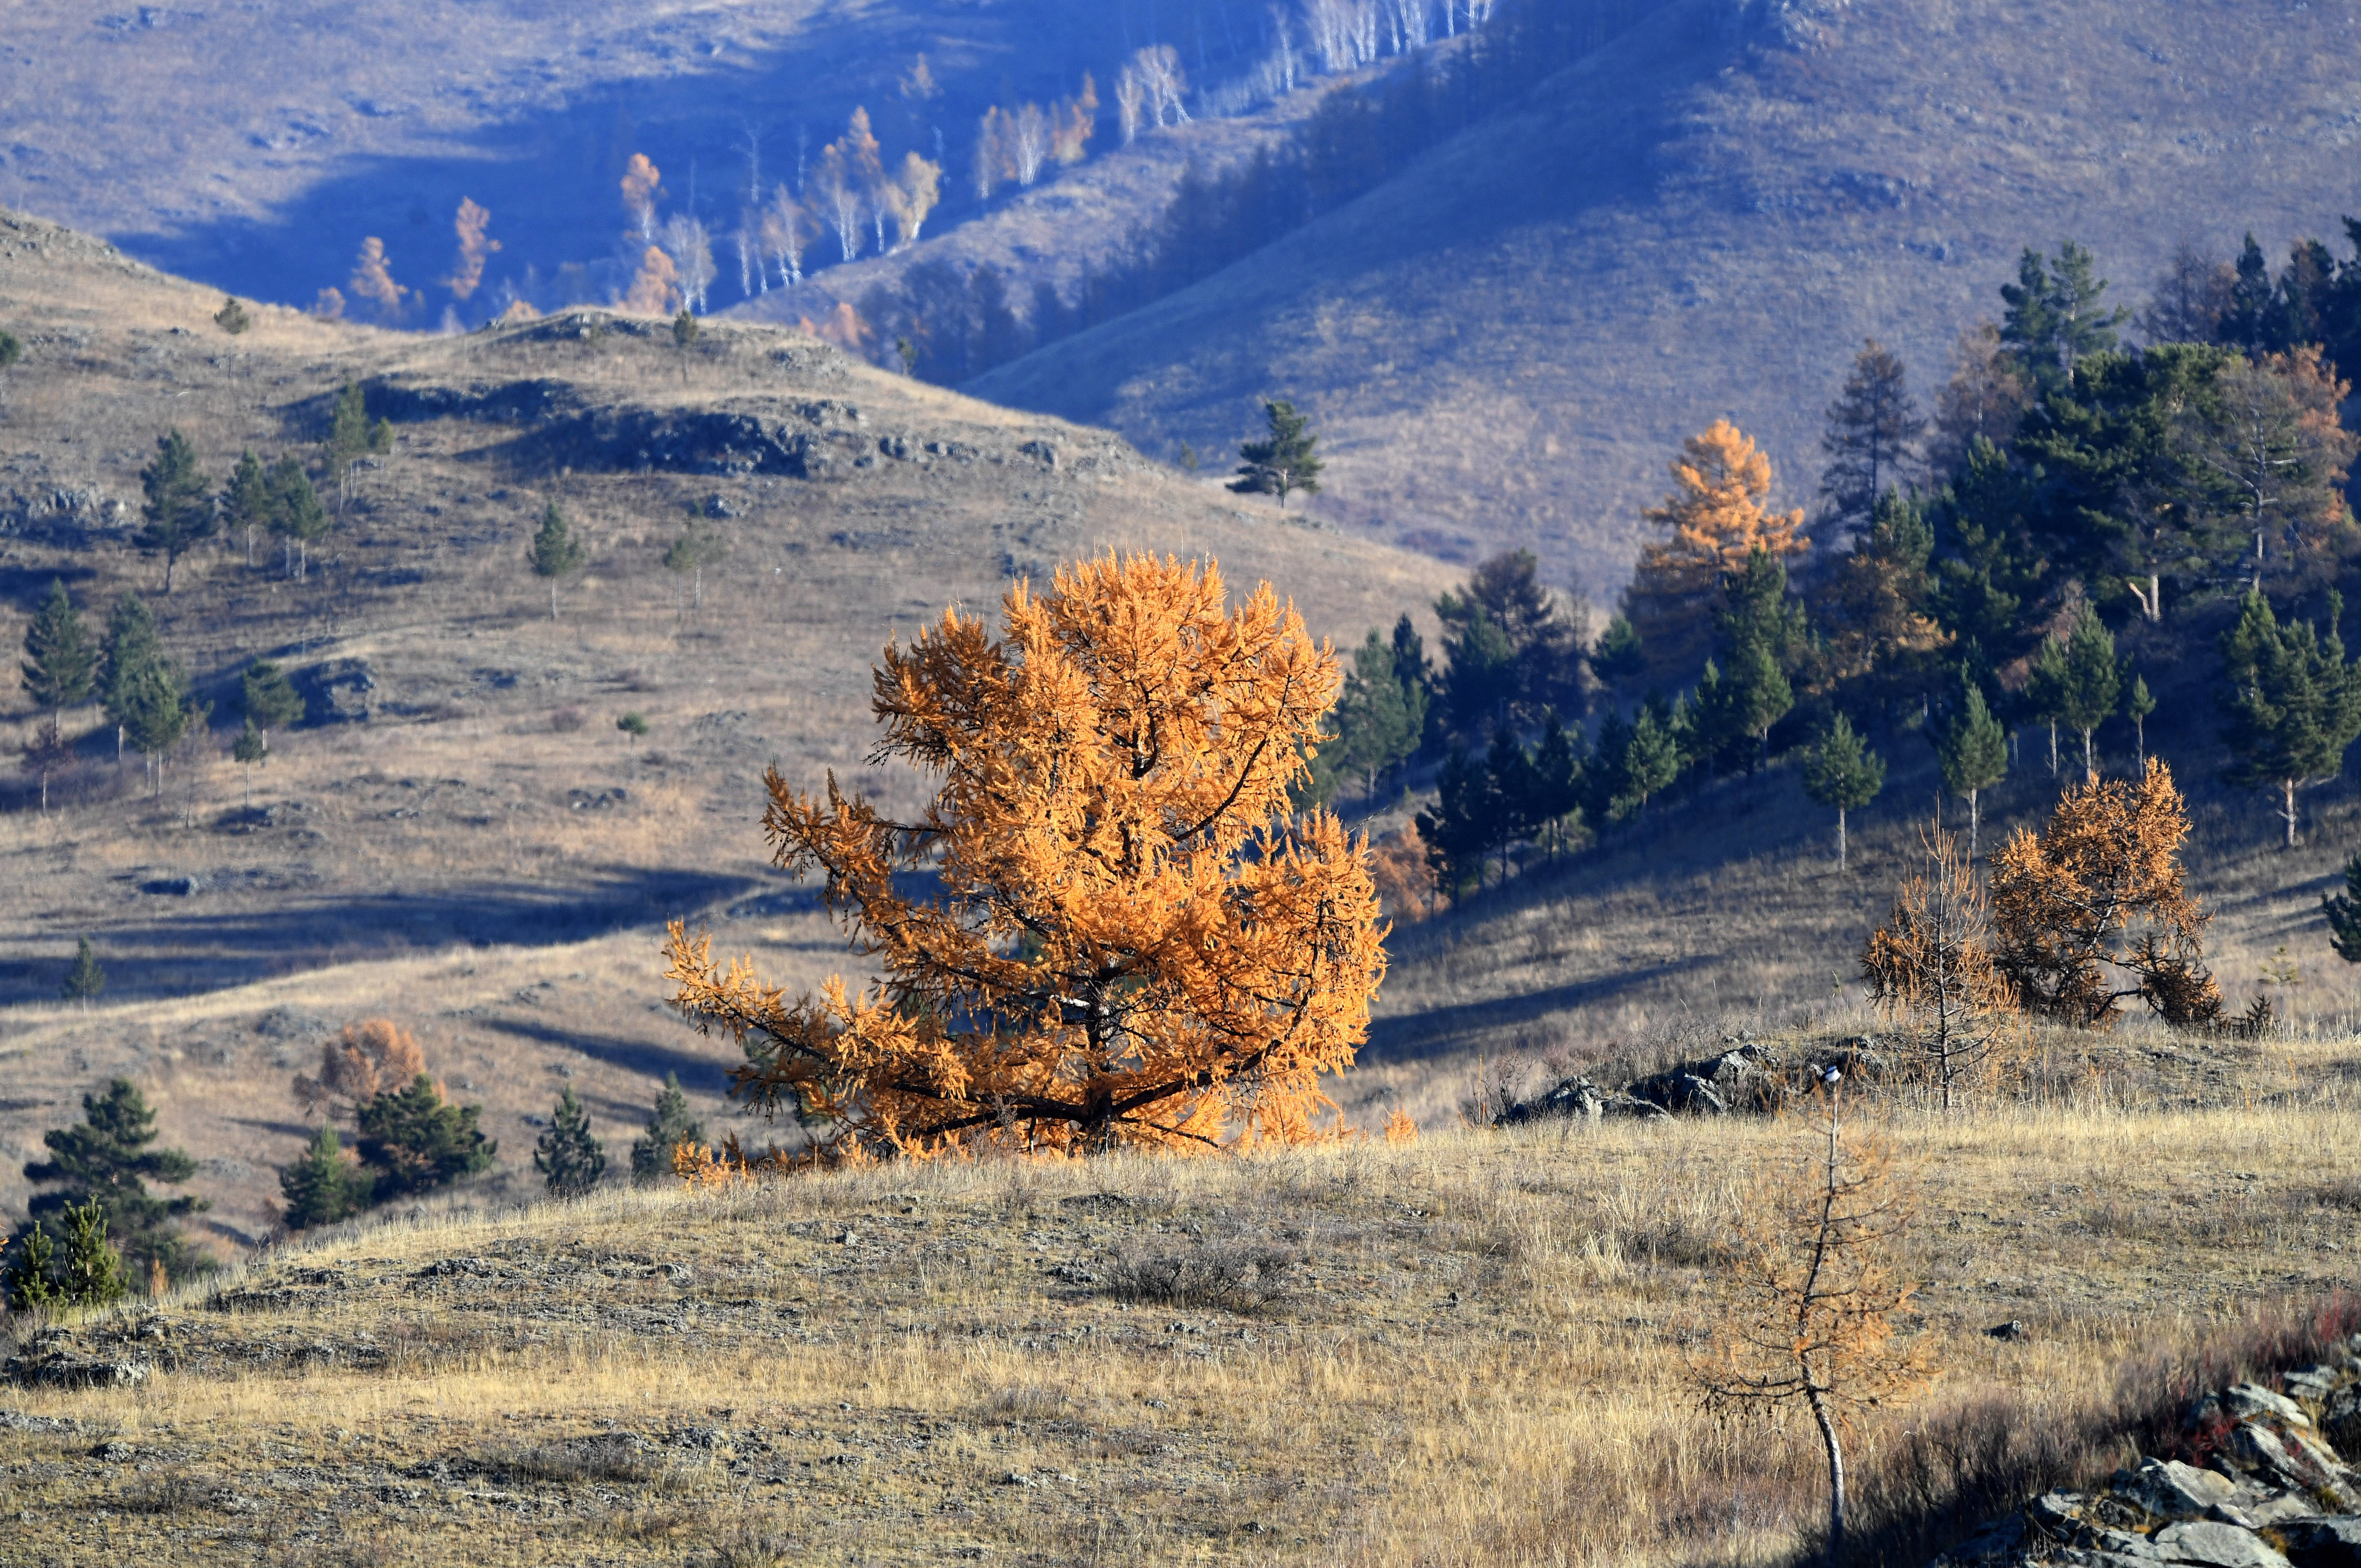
1054 74 1099 163
1860 828 2019 1109
665 553 1387 1162
1696 1085 1932 1563
1368 822 1439 922
1987 758 2221 1027
800 301 872 356
620 247 681 315
1383 1108 1417 1145
1624 419 1807 683
292 1019 427 1118
888 151 942 247
346 238 410 320
620 153 661 237
444 198 499 301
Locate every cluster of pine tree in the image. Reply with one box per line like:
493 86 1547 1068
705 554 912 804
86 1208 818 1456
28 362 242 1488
1331 227 2361 904
3 1080 203 1308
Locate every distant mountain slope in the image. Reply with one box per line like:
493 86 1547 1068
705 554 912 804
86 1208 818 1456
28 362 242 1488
969 0 2361 595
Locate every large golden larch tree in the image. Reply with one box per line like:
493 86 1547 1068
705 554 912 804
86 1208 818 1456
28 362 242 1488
665 554 1386 1159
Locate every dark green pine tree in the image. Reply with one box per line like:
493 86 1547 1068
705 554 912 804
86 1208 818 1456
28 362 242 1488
1228 399 1323 510
100 592 161 766
22 578 96 730
535 1085 607 1196
1802 714 1886 871
1615 704 1682 818
1485 728 1539 882
630 1074 708 1183
223 449 272 568
529 501 589 622
1998 240 2127 393
0 328 20 368
1817 338 1925 538
119 652 206 798
2056 604 2123 777
2219 234 2279 354
279 1124 366 1229
1702 549 1801 774
1416 747 1502 900
355 1075 496 1197
269 455 332 579
2323 851 2361 964
1328 629 1427 800
2025 631 2070 777
324 379 393 512
1521 713 1587 857
1 1218 60 1311
240 659 306 754
1437 603 1519 741
1936 679 2008 860
1591 614 1646 693
2219 589 2361 848
61 937 105 1006
137 429 215 594
16 1079 206 1282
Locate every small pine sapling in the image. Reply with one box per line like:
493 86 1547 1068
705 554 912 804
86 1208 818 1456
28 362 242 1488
630 1073 708 1183
279 1124 366 1229
673 307 699 382
2 1221 60 1312
1695 1071 1933 1567
2127 674 2155 765
1803 714 1886 870
1936 680 2008 860
0 329 20 368
61 937 104 1007
1862 829 2018 1109
2056 604 2123 776
529 501 587 621
617 711 649 738
240 659 305 754
214 296 251 335
534 1085 607 1196
1228 399 1323 510
58 1200 128 1307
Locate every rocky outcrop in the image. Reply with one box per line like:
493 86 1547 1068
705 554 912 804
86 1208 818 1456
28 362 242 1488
1496 1035 1892 1124
1938 1346 2361 1568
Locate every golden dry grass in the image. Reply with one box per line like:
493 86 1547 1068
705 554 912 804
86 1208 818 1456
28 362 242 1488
6 1032 2358 1567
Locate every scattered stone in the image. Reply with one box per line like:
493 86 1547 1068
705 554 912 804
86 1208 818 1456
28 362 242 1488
1988 1320 2030 1342
2119 1458 2235 1520
88 1439 135 1463
2150 1520 2290 1568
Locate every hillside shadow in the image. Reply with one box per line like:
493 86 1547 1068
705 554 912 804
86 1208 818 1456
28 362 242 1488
479 1017 736 1096
0 866 763 1005
1363 957 1711 1064
99 2 1136 317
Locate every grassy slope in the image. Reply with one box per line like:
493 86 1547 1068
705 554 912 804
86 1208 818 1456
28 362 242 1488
0 207 1458 1256
6 1074 2357 1565
970 0 2361 594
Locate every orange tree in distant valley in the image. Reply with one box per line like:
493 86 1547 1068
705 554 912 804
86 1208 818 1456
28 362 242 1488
665 554 1386 1159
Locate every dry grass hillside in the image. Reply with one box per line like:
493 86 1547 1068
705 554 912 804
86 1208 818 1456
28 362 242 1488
971 0 2361 593
4 1075 2357 1565
0 205 1458 1256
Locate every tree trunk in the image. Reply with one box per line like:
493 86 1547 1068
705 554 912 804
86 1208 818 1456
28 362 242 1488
2082 727 2095 779
550 579 559 622
2284 778 2299 849
163 549 177 595
2047 720 2058 776
1837 806 1847 871
1808 1385 1847 1568
1968 788 1980 863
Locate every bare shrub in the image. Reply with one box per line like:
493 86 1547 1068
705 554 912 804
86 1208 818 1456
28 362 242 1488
1103 1241 1298 1313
